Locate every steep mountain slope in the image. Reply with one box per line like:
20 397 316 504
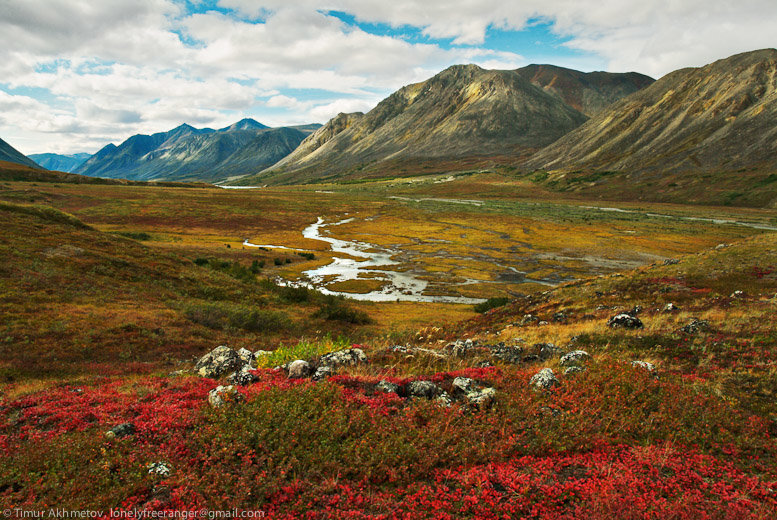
0 137 41 169
526 49 777 176
75 120 318 182
516 64 654 116
253 65 590 184
29 152 91 172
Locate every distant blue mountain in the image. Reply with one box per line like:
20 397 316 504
29 152 92 172
75 119 320 182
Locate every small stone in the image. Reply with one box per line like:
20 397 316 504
559 350 591 367
529 368 559 390
538 320 549 326
631 360 656 372
608 314 644 329
147 462 171 478
680 318 711 335
730 290 745 298
311 366 333 381
564 366 585 375
476 360 494 368
376 380 400 394
664 258 679 265
490 343 523 364
287 359 312 379
105 422 135 439
536 343 562 360
227 366 259 386
436 391 453 407
319 348 368 369
521 314 539 325
208 385 242 408
663 303 680 313
407 380 441 399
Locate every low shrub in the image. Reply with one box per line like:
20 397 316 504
184 302 293 332
474 296 510 313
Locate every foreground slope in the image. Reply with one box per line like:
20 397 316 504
526 48 777 175
0 137 41 169
254 65 590 184
75 119 318 182
2 224 777 515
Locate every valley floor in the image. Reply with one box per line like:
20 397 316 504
1 174 777 517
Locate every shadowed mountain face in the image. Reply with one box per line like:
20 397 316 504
29 153 91 172
516 64 655 117
256 64 592 184
0 137 40 169
526 49 777 175
75 119 319 182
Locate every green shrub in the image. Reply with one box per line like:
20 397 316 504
474 297 509 313
184 302 293 332
314 296 372 324
273 258 284 266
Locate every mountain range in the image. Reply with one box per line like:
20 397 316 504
74 119 321 182
525 49 777 176
249 64 653 184
3 48 776 193
29 152 92 172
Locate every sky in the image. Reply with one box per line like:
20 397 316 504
1 0 776 155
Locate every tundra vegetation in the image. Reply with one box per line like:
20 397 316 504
1 177 777 518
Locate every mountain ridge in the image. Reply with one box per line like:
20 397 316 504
525 48 777 176
0 137 41 169
250 64 598 184
75 119 320 182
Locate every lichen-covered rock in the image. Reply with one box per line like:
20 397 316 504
608 314 644 329
319 348 367 369
194 346 244 378
436 391 453 407
254 349 272 358
236 347 254 365
311 366 333 381
451 377 497 409
227 366 259 386
681 318 710 335
447 339 476 357
376 380 400 394
489 343 523 364
631 360 656 372
559 350 591 367
287 359 312 379
536 343 563 360
529 368 559 390
564 366 585 376
208 385 243 408
147 462 171 477
663 303 680 313
407 380 441 399
730 290 745 298
521 314 539 325
105 422 135 439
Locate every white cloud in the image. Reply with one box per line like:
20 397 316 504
1 0 775 153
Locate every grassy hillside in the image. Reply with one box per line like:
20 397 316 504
0 200 376 381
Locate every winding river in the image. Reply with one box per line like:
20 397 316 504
245 217 487 304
